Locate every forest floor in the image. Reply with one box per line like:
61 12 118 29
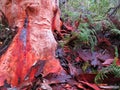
0 11 120 90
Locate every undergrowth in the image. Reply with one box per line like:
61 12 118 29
95 46 120 84
95 64 120 84
59 0 120 84
78 23 97 50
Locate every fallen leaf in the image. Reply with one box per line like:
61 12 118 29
79 81 100 90
76 74 96 83
44 73 71 84
78 49 92 61
68 63 78 76
97 53 113 62
91 52 101 67
41 82 52 90
102 59 114 66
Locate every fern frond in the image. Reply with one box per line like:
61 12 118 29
78 23 97 50
111 29 120 35
95 46 120 84
95 64 120 83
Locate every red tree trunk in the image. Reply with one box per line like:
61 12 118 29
0 0 63 86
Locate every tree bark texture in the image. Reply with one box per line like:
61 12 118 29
0 0 62 86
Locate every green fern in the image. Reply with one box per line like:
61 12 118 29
77 23 97 50
95 64 120 83
60 22 97 50
95 46 120 84
111 28 120 35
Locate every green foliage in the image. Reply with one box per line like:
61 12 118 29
95 64 120 83
113 46 119 64
89 0 110 16
59 23 97 51
111 28 120 35
115 46 119 58
95 46 120 84
60 0 119 22
60 15 97 50
82 61 90 72
77 23 97 50
59 1 120 80
60 0 90 22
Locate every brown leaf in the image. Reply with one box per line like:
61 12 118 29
76 74 96 83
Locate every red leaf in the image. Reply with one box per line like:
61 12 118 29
80 81 100 90
76 74 96 83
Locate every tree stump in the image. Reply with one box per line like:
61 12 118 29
0 0 62 86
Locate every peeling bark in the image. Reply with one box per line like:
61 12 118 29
0 0 62 86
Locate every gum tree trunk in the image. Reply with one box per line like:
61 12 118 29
0 0 62 86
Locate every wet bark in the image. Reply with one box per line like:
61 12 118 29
0 0 62 86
